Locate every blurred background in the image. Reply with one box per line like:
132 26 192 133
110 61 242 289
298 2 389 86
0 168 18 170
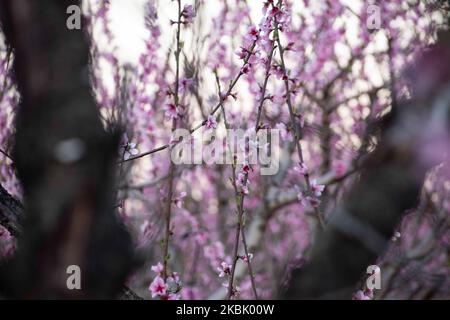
0 0 449 299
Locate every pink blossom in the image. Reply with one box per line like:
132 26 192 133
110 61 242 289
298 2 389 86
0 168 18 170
245 26 259 43
236 47 249 60
332 160 347 178
307 196 321 208
242 163 251 174
241 64 251 74
276 122 293 141
293 162 308 175
173 191 187 209
391 231 401 242
296 186 321 209
149 276 167 298
151 262 164 275
217 261 232 278
353 290 372 300
0 0 443 301
123 142 139 160
236 173 250 195
268 6 280 18
182 5 196 24
166 293 181 300
139 220 153 245
239 253 253 263
205 115 218 131
164 103 179 120
179 77 194 94
310 180 325 197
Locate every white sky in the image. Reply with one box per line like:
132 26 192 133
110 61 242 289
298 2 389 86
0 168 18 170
106 0 366 64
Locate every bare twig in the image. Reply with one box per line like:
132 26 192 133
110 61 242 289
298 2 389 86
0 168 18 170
163 0 183 280
274 14 325 228
214 72 257 299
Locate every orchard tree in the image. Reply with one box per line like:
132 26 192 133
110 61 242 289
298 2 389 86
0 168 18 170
0 0 449 299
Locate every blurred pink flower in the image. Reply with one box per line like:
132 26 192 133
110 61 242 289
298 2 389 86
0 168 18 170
182 5 196 24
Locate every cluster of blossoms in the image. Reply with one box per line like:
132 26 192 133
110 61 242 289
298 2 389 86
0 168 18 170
217 261 231 278
353 289 374 301
217 261 240 298
121 134 140 161
235 173 249 195
295 179 325 209
148 262 182 300
205 115 218 131
164 103 182 120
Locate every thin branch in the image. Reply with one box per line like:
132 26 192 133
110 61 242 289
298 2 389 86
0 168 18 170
214 72 257 299
255 43 277 132
274 14 325 228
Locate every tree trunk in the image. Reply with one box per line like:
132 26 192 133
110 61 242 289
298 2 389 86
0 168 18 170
0 0 137 299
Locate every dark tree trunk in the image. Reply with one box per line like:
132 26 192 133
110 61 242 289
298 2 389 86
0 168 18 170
283 33 450 299
0 0 137 299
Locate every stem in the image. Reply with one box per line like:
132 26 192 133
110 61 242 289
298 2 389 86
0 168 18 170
255 43 276 132
215 73 257 299
274 15 325 228
228 191 244 299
